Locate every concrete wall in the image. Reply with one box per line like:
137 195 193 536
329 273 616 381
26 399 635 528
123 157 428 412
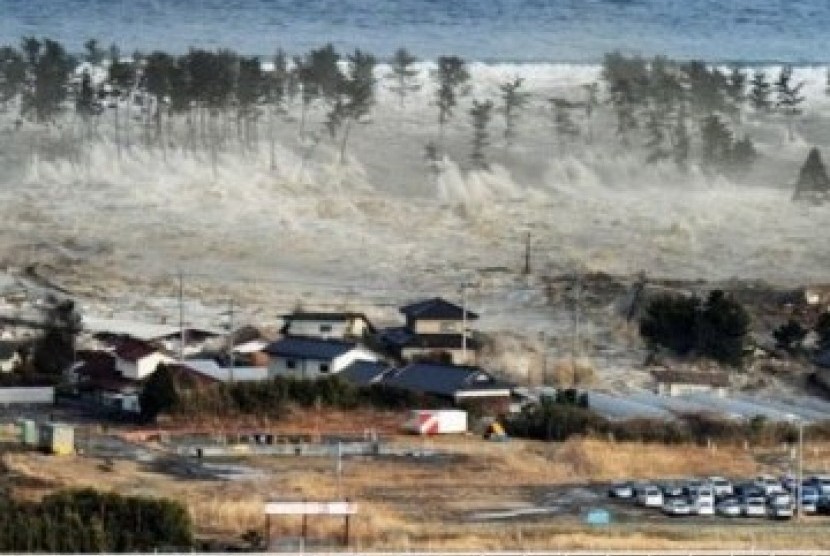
0 387 54 405
269 348 378 380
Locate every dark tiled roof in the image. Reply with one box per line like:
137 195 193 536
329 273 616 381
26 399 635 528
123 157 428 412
400 297 479 321
339 361 391 386
382 362 512 399
114 339 159 362
652 370 730 388
265 336 357 361
815 350 830 368
380 328 479 350
0 340 22 360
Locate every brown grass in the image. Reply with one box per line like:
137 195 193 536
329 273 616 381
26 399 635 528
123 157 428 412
4 435 830 549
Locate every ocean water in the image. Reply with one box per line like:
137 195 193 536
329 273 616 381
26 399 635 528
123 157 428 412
1 0 829 63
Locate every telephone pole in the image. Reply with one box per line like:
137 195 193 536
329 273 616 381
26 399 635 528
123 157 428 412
178 270 185 361
571 273 581 377
227 298 235 384
461 283 468 363
523 232 531 275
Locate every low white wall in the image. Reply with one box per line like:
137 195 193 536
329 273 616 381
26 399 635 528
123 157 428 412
0 387 54 405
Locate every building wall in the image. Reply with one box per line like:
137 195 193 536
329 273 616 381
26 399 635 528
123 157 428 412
117 353 171 380
268 348 378 380
285 318 369 340
402 346 475 365
412 319 463 335
658 382 726 397
0 387 54 405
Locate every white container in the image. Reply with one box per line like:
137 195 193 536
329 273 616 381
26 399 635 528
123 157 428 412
403 409 468 435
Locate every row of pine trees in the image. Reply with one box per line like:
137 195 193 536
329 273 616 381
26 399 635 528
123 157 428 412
0 38 824 178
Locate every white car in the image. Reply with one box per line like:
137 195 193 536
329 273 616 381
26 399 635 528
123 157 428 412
754 475 785 496
637 486 664 507
768 500 794 520
608 482 635 498
694 497 715 516
742 496 767 517
716 498 742 517
708 476 733 497
662 498 692 516
808 475 830 496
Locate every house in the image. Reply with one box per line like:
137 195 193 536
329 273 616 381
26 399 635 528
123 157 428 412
382 362 513 408
72 351 142 414
280 311 374 340
652 370 730 397
380 297 480 365
265 336 379 379
114 339 173 380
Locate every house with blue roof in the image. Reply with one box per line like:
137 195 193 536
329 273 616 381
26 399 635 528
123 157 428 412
379 297 480 365
264 336 380 380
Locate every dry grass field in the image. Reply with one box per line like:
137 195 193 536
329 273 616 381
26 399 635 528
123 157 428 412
4 429 830 550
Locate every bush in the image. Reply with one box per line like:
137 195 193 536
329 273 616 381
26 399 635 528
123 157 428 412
639 290 750 366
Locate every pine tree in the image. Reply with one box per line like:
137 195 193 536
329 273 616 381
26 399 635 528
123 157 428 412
726 66 747 121
644 106 669 163
432 55 470 148
469 98 493 169
0 46 26 108
671 106 690 170
388 47 420 109
749 70 772 113
793 147 830 202
700 114 733 172
730 136 757 176
775 65 805 141
550 98 580 144
328 49 376 163
498 76 530 144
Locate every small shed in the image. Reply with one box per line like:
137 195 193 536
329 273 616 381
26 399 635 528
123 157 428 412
38 423 74 455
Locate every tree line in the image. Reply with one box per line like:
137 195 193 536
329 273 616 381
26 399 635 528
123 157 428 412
0 37 823 181
0 488 192 552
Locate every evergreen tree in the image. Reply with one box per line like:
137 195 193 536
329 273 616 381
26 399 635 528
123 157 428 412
671 106 690 169
698 290 750 367
388 47 420 108
730 136 757 175
700 114 733 172
726 66 747 120
469 98 493 169
0 46 26 108
793 147 830 202
775 65 805 141
139 364 180 422
19 37 72 123
550 98 580 143
749 69 772 112
644 106 669 163
498 76 530 144
236 56 264 148
432 55 469 146
83 38 104 66
143 51 176 142
75 70 96 116
327 49 376 162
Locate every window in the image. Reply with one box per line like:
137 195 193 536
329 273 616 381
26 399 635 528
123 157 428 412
440 321 458 332
320 324 332 333
286 359 297 369
319 364 330 374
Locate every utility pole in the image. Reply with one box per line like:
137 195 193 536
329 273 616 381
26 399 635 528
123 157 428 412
797 419 804 520
178 270 185 361
461 283 468 363
523 232 531 275
571 273 581 380
227 298 235 384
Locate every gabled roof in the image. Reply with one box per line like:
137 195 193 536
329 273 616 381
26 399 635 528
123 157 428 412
114 339 160 362
265 336 358 361
400 298 478 321
339 361 391 386
382 363 511 399
652 370 730 388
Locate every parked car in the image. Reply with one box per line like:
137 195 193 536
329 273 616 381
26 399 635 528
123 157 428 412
816 495 830 515
637 485 664 507
608 482 635 498
768 499 794 520
754 475 785 496
682 479 705 496
807 475 830 496
798 486 820 514
768 492 793 506
708 476 733 497
716 498 742 517
662 498 693 516
694 497 715 516
732 483 763 499
741 496 767 517
660 483 684 498
780 474 797 493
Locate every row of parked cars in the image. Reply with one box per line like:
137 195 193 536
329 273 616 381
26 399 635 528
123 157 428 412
608 474 830 520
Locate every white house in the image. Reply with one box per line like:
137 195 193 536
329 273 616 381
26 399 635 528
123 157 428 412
280 311 374 340
181 359 270 383
114 340 173 380
265 337 379 380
